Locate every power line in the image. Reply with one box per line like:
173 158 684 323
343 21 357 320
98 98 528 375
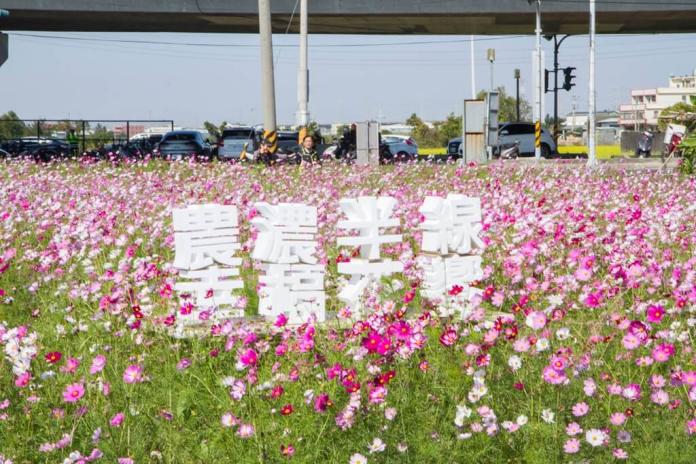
7 32 528 48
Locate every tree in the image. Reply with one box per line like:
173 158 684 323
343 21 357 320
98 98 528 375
203 120 228 140
89 123 114 148
434 113 462 145
0 111 26 141
476 86 532 123
406 113 441 148
658 96 696 132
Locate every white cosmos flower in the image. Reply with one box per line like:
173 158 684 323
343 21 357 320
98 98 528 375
541 409 556 424
508 355 522 371
585 428 606 447
349 453 368 464
367 438 385 454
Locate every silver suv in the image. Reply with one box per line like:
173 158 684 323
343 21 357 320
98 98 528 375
447 122 557 159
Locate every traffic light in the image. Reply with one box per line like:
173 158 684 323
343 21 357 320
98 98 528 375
544 69 550 93
563 67 576 91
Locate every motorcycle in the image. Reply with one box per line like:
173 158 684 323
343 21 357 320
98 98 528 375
635 131 654 158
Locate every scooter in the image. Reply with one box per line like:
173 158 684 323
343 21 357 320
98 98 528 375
635 131 654 158
498 141 520 160
662 124 686 162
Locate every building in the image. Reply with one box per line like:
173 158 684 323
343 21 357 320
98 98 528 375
562 111 618 131
619 70 696 130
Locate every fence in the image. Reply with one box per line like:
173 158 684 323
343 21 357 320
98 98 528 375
0 119 175 154
620 130 666 154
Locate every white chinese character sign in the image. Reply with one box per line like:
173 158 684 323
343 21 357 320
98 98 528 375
419 194 484 307
172 204 244 334
336 196 404 310
252 202 326 323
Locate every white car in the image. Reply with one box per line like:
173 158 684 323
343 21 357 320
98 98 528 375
218 127 258 161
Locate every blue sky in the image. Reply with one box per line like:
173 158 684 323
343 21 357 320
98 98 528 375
0 31 695 127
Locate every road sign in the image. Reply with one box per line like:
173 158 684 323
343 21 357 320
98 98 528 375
0 33 8 67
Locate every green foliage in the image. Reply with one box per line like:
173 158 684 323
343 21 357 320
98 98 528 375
658 102 696 132
679 132 696 175
0 111 25 140
406 113 441 148
88 123 115 149
476 86 533 122
203 120 228 140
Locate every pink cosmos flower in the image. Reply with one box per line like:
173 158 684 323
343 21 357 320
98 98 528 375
439 329 457 347
563 438 580 454
542 365 567 385
237 423 255 438
621 333 641 350
123 365 144 384
63 383 85 403
652 343 675 362
650 389 669 405
571 402 589 417
14 372 31 388
314 393 331 413
622 384 641 401
525 311 547 330
610 412 626 426
60 357 80 374
89 355 106 375
566 422 583 436
221 412 238 428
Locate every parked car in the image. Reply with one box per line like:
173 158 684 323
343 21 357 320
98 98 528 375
447 122 557 160
496 122 556 158
156 131 212 160
20 143 69 162
218 127 258 161
382 135 418 161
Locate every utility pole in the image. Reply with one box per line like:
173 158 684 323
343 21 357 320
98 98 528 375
258 0 278 153
588 0 597 166
532 0 542 160
514 69 521 121
297 0 309 130
470 35 476 97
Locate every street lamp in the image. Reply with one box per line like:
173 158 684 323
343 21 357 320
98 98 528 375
487 48 495 92
514 69 521 121
528 0 543 160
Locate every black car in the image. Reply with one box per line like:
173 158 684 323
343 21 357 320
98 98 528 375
156 131 212 160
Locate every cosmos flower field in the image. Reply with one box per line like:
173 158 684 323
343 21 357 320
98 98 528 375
0 159 695 463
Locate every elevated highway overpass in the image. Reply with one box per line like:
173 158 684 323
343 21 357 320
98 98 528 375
1 0 696 35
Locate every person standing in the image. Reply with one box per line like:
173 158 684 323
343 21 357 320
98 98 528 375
297 134 319 164
66 128 79 156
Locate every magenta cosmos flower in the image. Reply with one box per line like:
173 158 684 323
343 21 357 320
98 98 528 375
646 304 665 323
63 383 85 403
